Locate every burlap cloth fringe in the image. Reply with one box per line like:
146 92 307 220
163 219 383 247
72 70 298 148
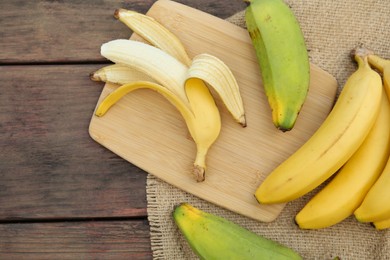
147 1 390 259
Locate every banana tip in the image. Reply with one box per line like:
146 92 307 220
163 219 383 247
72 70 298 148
89 72 100 81
113 9 122 19
239 115 247 127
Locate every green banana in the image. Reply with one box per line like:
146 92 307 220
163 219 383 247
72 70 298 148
244 0 310 131
173 203 302 260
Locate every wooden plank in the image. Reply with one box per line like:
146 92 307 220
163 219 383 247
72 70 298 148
0 65 147 221
0 220 152 259
0 0 246 63
89 0 338 222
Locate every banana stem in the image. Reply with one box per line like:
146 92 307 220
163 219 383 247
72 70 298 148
352 48 372 69
193 145 208 182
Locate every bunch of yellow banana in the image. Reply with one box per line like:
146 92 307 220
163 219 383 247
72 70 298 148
244 0 310 131
255 49 385 228
353 54 390 230
173 203 302 259
91 9 246 182
296 91 390 229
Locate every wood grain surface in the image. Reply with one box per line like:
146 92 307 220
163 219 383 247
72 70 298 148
0 0 246 258
0 220 152 259
0 0 246 63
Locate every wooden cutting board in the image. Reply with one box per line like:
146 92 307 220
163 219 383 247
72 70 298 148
89 0 338 222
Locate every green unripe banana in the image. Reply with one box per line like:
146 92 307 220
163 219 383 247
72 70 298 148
173 203 302 260
244 0 310 131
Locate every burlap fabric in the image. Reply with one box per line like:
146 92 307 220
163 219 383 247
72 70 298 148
146 1 390 259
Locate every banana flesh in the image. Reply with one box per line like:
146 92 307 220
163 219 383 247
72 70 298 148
255 51 382 204
244 0 310 131
173 203 302 259
295 91 390 229
92 9 246 182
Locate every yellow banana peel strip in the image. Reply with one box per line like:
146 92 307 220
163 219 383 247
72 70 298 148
189 53 246 127
114 8 192 66
90 64 157 85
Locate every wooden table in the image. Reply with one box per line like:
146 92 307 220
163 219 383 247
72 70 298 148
0 1 246 258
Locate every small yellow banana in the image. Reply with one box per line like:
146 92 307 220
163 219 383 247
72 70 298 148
353 53 390 222
173 203 302 259
255 50 382 204
373 217 390 230
354 156 390 222
244 0 310 131
295 91 390 229
367 53 390 96
92 10 246 182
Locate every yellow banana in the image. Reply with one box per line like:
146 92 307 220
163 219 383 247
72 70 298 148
255 50 382 204
173 203 302 259
353 53 390 222
295 91 390 229
373 217 390 230
368 53 390 96
244 0 310 131
354 156 390 222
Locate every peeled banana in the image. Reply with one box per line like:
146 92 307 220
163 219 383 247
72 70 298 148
295 91 390 229
255 50 382 204
112 9 246 126
92 9 246 182
244 0 310 131
173 203 302 259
